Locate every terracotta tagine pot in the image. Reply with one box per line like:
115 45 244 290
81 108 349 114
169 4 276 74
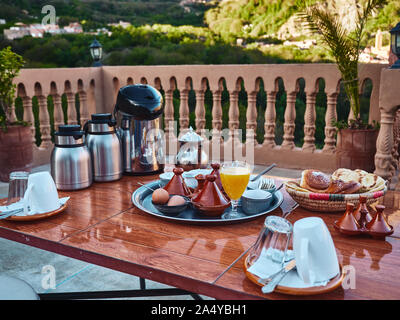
210 163 224 191
353 195 372 226
334 203 361 235
163 167 192 197
0 125 33 182
191 174 230 217
336 128 378 173
191 174 206 198
366 205 394 239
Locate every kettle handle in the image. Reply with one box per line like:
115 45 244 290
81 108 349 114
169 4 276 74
109 118 117 127
83 120 89 134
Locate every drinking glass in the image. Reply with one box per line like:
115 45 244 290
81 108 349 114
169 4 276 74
248 215 293 269
7 171 29 205
220 160 251 219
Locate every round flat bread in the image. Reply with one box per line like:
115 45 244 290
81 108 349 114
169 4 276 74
332 168 361 183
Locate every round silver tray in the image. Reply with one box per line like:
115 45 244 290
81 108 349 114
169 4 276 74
131 180 284 225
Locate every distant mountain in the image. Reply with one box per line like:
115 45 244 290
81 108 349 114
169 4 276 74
205 0 400 41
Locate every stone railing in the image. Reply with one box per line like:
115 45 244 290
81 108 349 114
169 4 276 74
374 68 400 183
13 64 387 174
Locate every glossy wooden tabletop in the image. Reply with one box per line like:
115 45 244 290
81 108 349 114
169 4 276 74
0 173 399 300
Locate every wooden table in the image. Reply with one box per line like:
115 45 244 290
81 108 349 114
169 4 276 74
0 174 400 300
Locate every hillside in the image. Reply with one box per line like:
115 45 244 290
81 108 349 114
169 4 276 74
1 0 399 69
0 0 211 28
205 0 400 43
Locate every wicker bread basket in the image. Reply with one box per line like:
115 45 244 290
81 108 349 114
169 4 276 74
285 180 387 213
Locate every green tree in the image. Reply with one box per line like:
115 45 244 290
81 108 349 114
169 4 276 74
0 46 25 130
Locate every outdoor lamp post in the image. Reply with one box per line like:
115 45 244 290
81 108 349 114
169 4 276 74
390 22 400 69
90 38 103 67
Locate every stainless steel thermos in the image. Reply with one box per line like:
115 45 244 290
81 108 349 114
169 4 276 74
114 84 165 175
51 125 93 190
51 84 165 189
85 113 123 182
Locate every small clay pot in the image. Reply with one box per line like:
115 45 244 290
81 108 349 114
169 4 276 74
366 205 394 239
163 167 192 197
353 195 372 227
334 203 361 235
191 174 230 216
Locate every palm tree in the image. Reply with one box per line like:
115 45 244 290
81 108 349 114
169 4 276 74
297 0 387 128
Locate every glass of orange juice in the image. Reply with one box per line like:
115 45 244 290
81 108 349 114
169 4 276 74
220 161 251 219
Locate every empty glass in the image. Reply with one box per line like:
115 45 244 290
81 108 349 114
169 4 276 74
248 215 293 269
7 171 29 205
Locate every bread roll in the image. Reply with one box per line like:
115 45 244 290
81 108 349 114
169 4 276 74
300 169 362 194
300 169 331 192
325 179 362 194
332 168 361 183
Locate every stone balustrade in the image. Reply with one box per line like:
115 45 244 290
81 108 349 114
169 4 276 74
13 63 390 178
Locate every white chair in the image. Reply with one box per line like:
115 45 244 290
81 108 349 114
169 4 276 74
0 275 39 300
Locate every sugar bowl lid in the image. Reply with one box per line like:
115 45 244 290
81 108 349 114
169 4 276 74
178 127 203 143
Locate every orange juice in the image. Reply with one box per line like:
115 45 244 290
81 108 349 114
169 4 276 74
220 167 250 200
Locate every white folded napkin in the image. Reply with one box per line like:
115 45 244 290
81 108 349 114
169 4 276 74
248 247 329 289
0 197 70 216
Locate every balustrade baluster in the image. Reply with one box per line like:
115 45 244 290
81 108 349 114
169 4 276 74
322 93 338 153
210 90 223 161
212 90 222 134
164 90 175 138
22 96 36 145
375 110 395 181
263 91 276 148
78 91 89 125
281 92 297 149
228 90 240 142
246 91 257 144
7 104 16 123
179 89 190 131
66 92 77 125
195 89 206 135
302 93 317 152
391 110 400 181
52 94 64 129
164 90 178 158
37 95 52 149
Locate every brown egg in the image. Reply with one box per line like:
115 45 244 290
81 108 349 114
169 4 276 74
167 195 186 206
152 188 169 205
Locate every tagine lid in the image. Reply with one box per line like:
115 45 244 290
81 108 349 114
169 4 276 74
335 203 361 234
163 167 192 197
366 205 393 235
353 195 372 223
178 127 203 143
210 163 224 190
191 174 229 206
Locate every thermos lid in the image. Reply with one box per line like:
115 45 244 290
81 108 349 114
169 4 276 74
90 113 117 126
55 125 84 137
85 113 117 134
54 125 85 146
115 84 164 120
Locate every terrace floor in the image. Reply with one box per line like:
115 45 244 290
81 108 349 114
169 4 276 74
0 164 303 300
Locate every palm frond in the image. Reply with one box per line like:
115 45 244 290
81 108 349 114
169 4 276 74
297 0 388 119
